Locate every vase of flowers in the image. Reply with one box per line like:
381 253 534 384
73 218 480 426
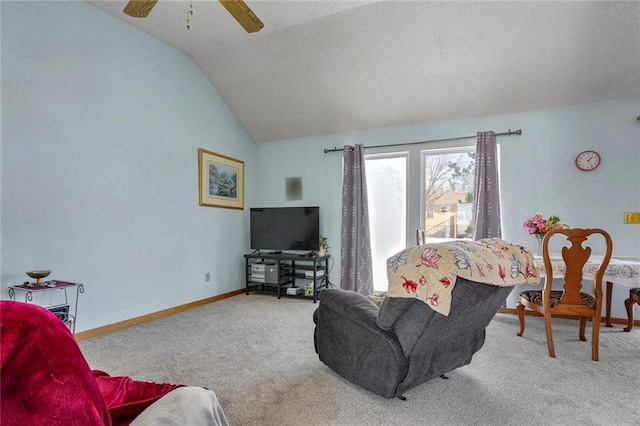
523 212 567 255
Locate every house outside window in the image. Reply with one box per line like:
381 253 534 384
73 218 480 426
420 147 476 241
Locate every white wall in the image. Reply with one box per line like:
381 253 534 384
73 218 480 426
256 99 640 318
1 1 257 331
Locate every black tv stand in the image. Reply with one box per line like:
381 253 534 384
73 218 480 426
244 252 329 303
269 250 282 254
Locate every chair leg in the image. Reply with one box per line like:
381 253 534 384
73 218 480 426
543 313 555 358
516 302 526 337
592 314 601 361
579 317 587 341
623 298 635 332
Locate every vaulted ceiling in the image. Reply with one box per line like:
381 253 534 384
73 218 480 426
87 1 640 143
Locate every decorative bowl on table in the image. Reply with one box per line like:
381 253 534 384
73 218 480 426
26 270 51 286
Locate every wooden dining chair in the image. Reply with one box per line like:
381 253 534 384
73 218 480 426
623 288 640 332
516 228 613 361
416 227 426 245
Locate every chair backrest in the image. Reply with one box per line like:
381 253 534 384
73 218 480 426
378 277 513 357
416 228 426 245
541 228 613 310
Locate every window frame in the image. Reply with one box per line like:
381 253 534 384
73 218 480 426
365 137 477 247
419 141 476 242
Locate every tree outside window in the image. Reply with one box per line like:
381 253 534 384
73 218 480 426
423 150 475 240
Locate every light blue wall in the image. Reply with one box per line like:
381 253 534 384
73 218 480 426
2 1 638 330
256 99 640 318
1 1 256 331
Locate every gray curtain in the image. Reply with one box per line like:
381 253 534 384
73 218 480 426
340 144 374 295
473 131 502 240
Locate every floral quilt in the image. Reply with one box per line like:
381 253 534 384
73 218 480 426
386 238 540 316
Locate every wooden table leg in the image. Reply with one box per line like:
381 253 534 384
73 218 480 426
605 281 613 327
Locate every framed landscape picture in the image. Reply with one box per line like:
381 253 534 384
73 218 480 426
198 148 244 209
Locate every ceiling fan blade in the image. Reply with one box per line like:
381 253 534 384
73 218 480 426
219 0 264 33
123 0 158 18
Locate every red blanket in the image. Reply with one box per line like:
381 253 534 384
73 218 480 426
93 370 183 425
1 301 182 426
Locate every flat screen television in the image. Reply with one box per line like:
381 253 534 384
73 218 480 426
250 207 320 252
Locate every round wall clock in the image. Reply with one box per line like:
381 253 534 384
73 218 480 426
575 150 601 171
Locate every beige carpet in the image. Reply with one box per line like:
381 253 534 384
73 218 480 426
80 293 640 425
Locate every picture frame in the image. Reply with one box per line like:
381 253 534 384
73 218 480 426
198 148 245 209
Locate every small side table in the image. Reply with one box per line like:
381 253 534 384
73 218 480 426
8 281 84 334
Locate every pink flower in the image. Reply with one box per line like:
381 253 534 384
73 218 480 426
417 248 441 268
498 264 506 280
523 212 567 237
525 263 537 278
429 294 439 306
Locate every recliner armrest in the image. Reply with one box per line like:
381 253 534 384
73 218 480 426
318 289 380 329
314 289 409 398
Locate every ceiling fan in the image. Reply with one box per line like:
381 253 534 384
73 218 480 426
123 0 264 33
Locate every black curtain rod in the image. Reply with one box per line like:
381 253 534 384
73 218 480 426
323 129 522 154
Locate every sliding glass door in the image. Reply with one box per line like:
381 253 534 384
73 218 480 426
365 140 477 292
365 153 407 292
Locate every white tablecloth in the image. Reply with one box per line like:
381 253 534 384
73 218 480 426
534 255 640 287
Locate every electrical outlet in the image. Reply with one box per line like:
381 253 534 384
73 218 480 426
205 272 210 282
624 212 640 224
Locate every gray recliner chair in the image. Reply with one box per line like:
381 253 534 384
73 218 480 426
313 277 513 399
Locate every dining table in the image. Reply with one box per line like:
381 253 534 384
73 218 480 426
533 255 640 326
